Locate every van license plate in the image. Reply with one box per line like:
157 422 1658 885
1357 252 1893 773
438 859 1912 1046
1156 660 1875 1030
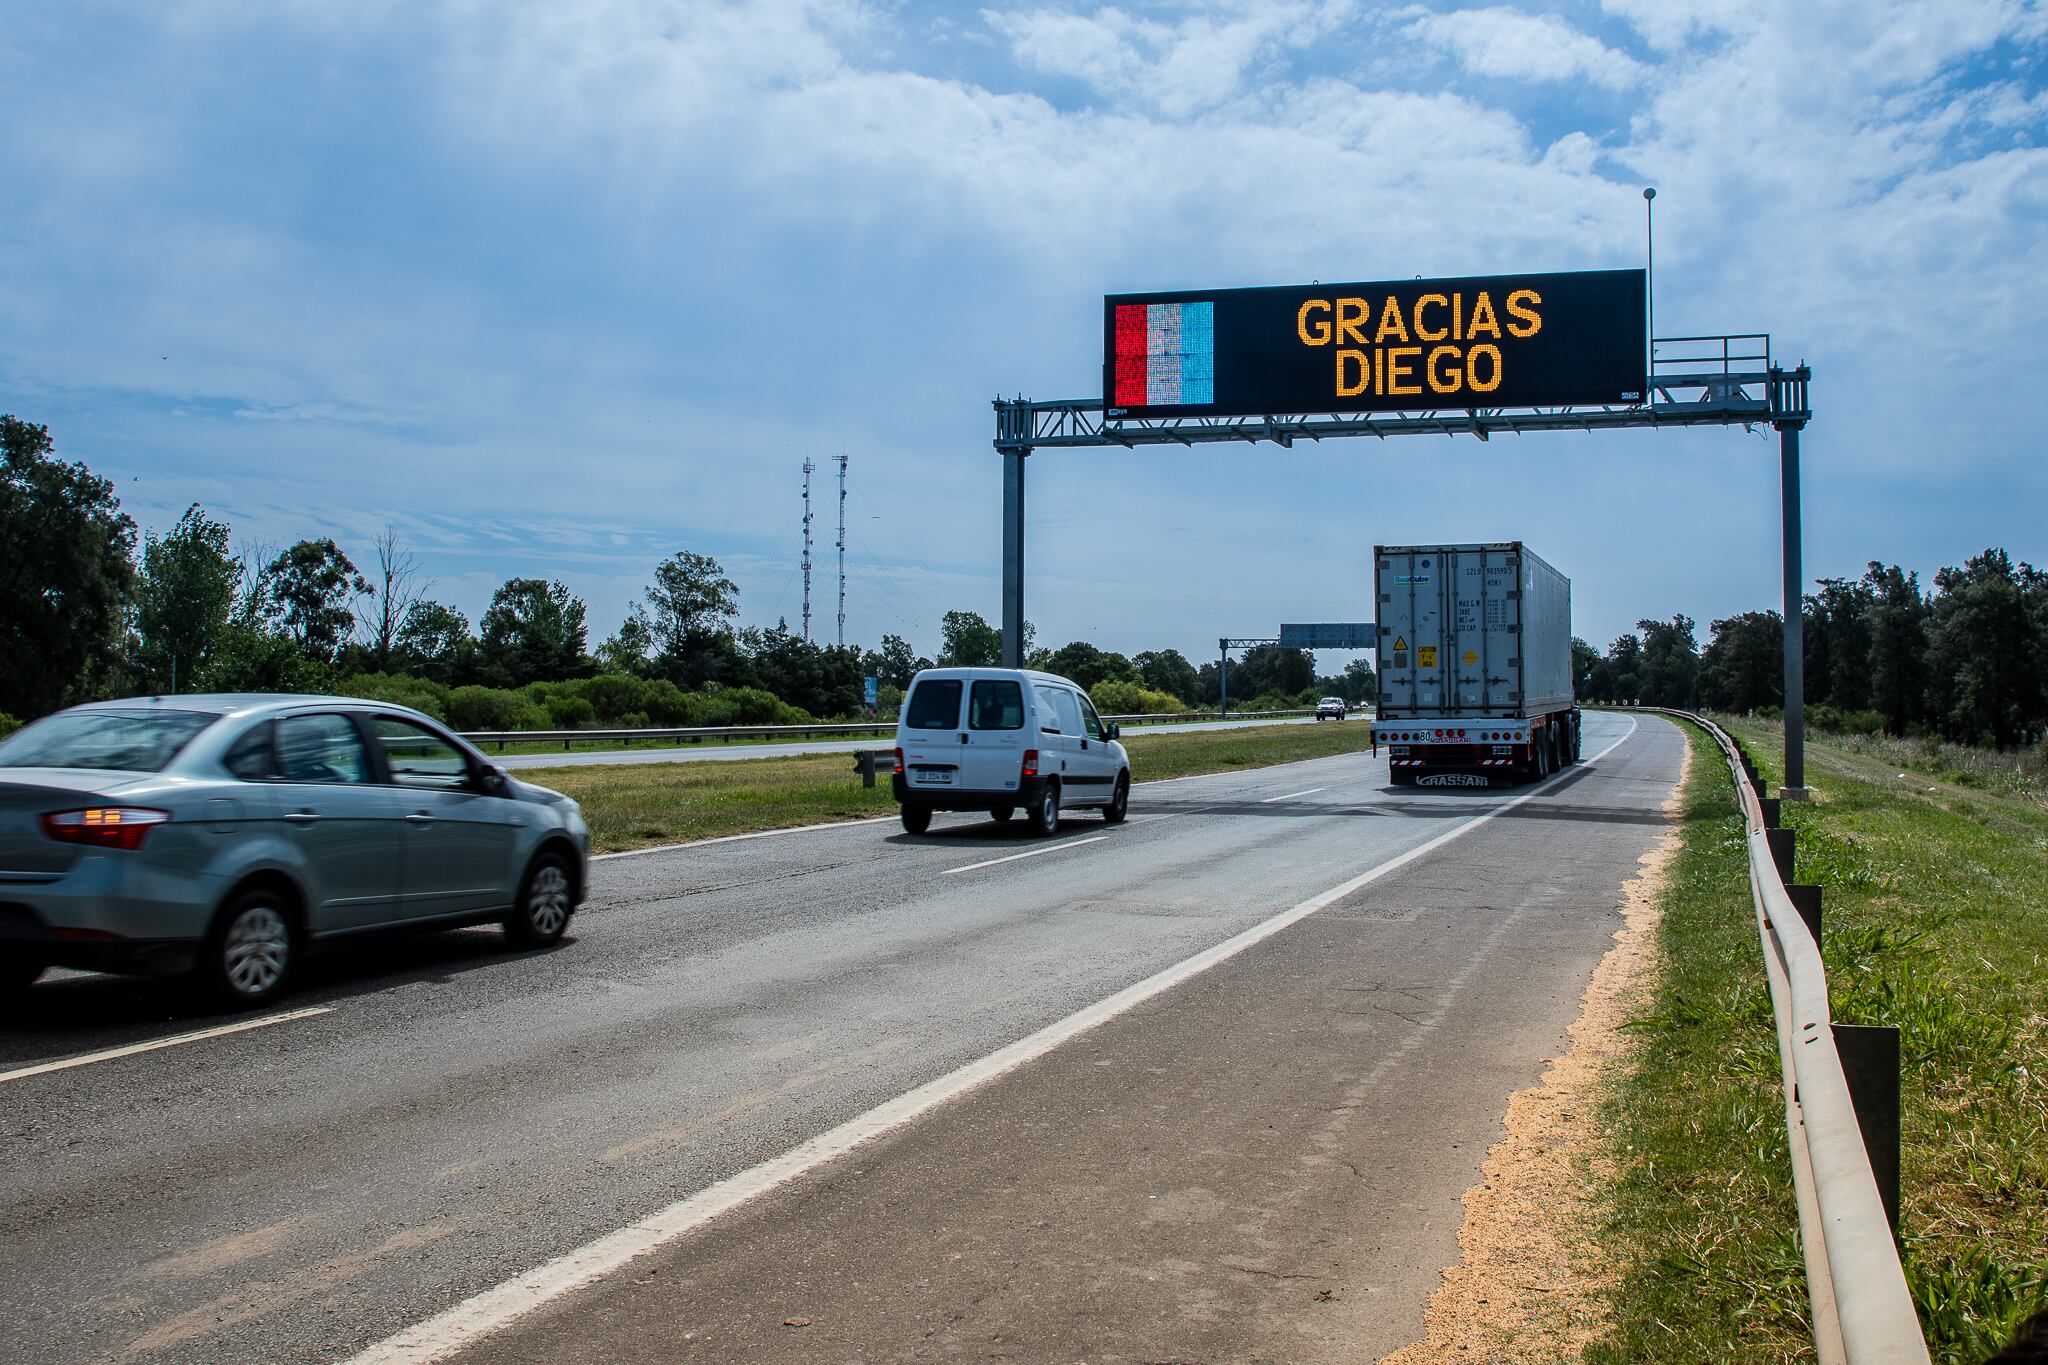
912 769 954 786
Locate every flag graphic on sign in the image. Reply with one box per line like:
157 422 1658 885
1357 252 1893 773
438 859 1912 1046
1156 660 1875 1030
1113 301 1214 407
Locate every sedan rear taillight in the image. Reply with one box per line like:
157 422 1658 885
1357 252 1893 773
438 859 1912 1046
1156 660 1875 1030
39 807 170 851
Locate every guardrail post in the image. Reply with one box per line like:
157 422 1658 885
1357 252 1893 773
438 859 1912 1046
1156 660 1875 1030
1760 796 1782 829
854 751 879 788
1766 826 1796 883
1832 1023 1902 1230
1786 883 1822 948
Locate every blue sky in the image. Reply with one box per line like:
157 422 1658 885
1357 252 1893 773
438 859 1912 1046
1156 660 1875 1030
4 1 2044 670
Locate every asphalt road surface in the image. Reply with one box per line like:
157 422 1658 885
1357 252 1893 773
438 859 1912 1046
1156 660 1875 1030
1 712 1682 1365
495 713 1330 770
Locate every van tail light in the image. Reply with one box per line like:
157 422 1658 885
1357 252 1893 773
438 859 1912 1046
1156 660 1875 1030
1021 749 1039 779
892 747 904 775
40 807 170 851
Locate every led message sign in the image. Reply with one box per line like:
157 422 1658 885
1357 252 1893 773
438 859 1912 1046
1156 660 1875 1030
1104 269 1645 419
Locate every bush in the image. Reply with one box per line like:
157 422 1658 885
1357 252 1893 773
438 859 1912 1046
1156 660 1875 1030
544 694 598 729
337 672 452 721
1807 704 1887 736
1089 679 1187 716
0 712 18 739
445 685 550 732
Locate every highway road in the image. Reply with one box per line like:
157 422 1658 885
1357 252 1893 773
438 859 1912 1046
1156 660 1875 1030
0 711 1681 1364
494 713 1329 770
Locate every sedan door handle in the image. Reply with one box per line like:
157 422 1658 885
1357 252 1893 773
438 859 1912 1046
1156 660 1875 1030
283 811 320 824
405 812 435 824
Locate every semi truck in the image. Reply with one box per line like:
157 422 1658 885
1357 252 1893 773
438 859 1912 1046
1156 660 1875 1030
1370 542 1581 786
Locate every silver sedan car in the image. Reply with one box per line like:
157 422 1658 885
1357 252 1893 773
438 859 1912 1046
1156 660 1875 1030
0 695 590 1007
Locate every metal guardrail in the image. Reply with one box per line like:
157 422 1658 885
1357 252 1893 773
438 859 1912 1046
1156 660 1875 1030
1659 709 1928 1365
459 707 1330 751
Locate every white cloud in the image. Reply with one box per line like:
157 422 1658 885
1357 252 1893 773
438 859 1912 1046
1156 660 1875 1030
1405 7 1648 90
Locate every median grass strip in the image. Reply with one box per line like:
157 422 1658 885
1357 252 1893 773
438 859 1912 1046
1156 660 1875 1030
1586 718 2047 1363
535 719 1379 852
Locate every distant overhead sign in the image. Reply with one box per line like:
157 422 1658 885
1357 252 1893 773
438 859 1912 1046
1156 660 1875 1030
1105 269 1645 420
1279 622 1376 650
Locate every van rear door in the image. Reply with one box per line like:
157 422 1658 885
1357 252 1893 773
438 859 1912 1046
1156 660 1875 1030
961 677 1028 794
899 677 964 793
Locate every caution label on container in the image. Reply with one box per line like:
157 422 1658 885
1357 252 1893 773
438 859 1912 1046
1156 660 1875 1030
1418 645 1438 667
1463 649 1478 665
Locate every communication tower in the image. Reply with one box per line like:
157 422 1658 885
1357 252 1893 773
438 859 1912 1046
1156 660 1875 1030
835 455 848 647
800 459 815 643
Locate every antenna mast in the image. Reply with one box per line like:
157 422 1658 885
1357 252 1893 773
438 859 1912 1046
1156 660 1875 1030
801 459 815 643
835 454 848 648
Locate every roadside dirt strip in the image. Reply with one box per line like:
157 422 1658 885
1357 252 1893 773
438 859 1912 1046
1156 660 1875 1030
433 719 1684 1365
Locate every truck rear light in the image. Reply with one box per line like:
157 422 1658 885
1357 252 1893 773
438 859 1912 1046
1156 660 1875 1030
892 747 904 775
1022 749 1039 779
40 807 170 851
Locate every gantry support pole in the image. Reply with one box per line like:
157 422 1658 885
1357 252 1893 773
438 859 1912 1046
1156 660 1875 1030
1772 365 1812 799
1002 445 1028 667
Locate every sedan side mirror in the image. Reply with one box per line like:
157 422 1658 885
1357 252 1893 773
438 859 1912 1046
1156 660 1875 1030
476 764 509 793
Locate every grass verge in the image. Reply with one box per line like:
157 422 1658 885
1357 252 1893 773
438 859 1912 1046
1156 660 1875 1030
535 717 1380 853
1586 717 2048 1363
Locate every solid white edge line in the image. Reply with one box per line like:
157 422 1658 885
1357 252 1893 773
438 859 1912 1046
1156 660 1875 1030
1260 786 1328 803
0 1006 335 1085
937 835 1110 877
342 715 1643 1365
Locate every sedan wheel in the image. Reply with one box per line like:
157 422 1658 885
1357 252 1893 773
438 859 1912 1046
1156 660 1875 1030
205 892 293 1008
505 852 574 949
5 958 47 994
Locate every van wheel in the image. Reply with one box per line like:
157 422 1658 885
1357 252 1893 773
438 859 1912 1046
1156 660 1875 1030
900 804 933 835
1026 783 1060 836
505 851 575 949
1102 774 1129 824
989 807 1014 823
202 889 295 1009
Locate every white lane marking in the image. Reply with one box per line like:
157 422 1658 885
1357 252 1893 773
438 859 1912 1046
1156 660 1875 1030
341 716 1643 1365
1260 786 1327 803
594 816 895 861
938 836 1110 876
0 1007 335 1086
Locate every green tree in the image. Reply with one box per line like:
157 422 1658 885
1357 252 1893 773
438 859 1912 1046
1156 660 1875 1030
1698 611 1782 713
395 600 477 684
0 415 136 718
263 538 368 663
1927 549 2045 747
1635 615 1700 708
1040 641 1139 690
132 504 240 694
1570 637 1600 698
1860 562 1932 735
875 633 922 689
939 610 1003 667
644 550 740 687
1341 656 1378 705
1589 633 1644 703
1803 577 1873 711
1134 648 1200 702
478 578 590 686
1231 645 1315 700
595 604 657 678
357 528 424 674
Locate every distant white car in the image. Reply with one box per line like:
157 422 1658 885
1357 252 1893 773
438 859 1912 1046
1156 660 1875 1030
1316 697 1348 720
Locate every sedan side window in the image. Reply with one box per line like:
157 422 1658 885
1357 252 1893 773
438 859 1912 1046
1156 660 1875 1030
369 716 471 790
223 722 279 780
274 714 371 785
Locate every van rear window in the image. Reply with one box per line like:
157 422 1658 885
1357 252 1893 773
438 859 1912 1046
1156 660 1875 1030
969 680 1024 730
904 679 963 730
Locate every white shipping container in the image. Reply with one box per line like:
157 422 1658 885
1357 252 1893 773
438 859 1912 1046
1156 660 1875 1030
1374 543 1574 720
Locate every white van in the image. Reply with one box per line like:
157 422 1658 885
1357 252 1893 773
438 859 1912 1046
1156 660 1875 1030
892 668 1131 835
